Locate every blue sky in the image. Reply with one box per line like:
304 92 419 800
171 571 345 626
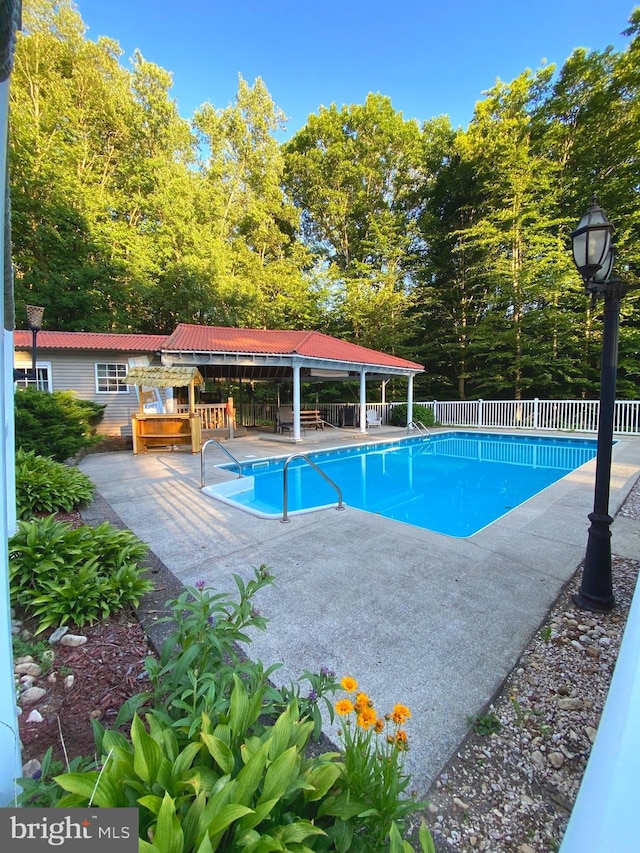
74 0 637 138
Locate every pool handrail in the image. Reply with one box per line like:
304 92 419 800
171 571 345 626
408 420 431 437
201 438 243 487
281 453 345 523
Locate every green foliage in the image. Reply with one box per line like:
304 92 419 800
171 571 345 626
467 711 502 737
9 515 152 633
14 388 105 462
23 571 435 851
15 449 95 520
13 746 96 808
388 404 436 428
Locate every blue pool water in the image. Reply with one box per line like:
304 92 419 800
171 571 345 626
203 432 598 537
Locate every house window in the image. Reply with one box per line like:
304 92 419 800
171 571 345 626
95 363 129 393
14 364 52 392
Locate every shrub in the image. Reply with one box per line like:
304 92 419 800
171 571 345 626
15 449 95 520
9 515 152 632
388 403 436 428
15 388 105 461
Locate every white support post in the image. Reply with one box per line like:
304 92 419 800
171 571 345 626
359 370 367 434
0 78 22 805
407 375 414 427
292 364 302 441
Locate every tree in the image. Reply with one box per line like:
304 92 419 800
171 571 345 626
283 93 422 355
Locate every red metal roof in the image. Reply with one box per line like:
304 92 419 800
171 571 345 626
13 324 423 371
164 324 423 370
13 330 167 351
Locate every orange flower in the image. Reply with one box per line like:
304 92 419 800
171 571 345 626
354 692 371 712
340 676 358 693
374 717 385 733
357 706 378 730
335 698 354 716
392 703 411 724
395 729 409 751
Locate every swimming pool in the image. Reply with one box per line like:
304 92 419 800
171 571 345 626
202 432 598 537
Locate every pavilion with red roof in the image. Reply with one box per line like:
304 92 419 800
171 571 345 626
14 323 424 440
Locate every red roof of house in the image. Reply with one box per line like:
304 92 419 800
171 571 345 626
13 330 167 351
164 324 423 370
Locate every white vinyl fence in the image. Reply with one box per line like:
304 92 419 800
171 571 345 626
186 398 640 435
424 398 640 435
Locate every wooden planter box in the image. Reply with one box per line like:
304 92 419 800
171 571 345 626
131 412 202 454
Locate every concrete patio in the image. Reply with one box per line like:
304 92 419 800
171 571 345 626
78 426 640 801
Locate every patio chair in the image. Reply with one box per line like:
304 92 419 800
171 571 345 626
366 409 382 428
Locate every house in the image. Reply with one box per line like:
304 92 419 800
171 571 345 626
13 330 167 435
14 323 424 439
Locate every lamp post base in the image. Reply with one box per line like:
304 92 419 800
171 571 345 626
572 511 615 613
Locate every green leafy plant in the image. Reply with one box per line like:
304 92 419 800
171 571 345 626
15 387 105 462
9 515 152 632
467 710 502 736
115 569 282 738
13 746 96 808
388 403 436 428
540 624 553 644
15 449 95 520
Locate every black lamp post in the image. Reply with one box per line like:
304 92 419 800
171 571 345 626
25 304 44 387
570 197 629 613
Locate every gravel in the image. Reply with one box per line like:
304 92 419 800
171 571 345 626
421 479 640 853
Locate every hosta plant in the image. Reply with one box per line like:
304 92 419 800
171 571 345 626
9 514 152 632
15 449 94 520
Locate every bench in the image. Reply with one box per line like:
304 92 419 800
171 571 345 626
277 408 324 435
299 409 324 430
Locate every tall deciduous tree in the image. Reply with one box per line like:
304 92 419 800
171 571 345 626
283 93 422 355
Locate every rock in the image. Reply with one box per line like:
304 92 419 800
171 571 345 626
520 844 536 853
14 662 42 678
60 634 87 647
557 697 583 711
26 709 44 723
570 640 585 651
584 725 598 743
22 758 42 779
585 646 600 658
531 750 545 769
548 751 564 769
453 797 470 811
64 674 75 690
20 686 46 706
48 626 69 643
14 655 34 665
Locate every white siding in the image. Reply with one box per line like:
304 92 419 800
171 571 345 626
15 349 162 435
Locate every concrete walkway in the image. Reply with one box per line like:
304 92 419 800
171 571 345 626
78 427 640 800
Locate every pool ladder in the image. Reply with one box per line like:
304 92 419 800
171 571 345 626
281 453 345 523
200 438 243 487
407 420 431 437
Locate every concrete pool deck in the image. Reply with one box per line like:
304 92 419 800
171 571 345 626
78 427 640 800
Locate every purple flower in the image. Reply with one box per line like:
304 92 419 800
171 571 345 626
251 608 260 619
195 580 206 591
308 689 318 703
320 666 334 678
